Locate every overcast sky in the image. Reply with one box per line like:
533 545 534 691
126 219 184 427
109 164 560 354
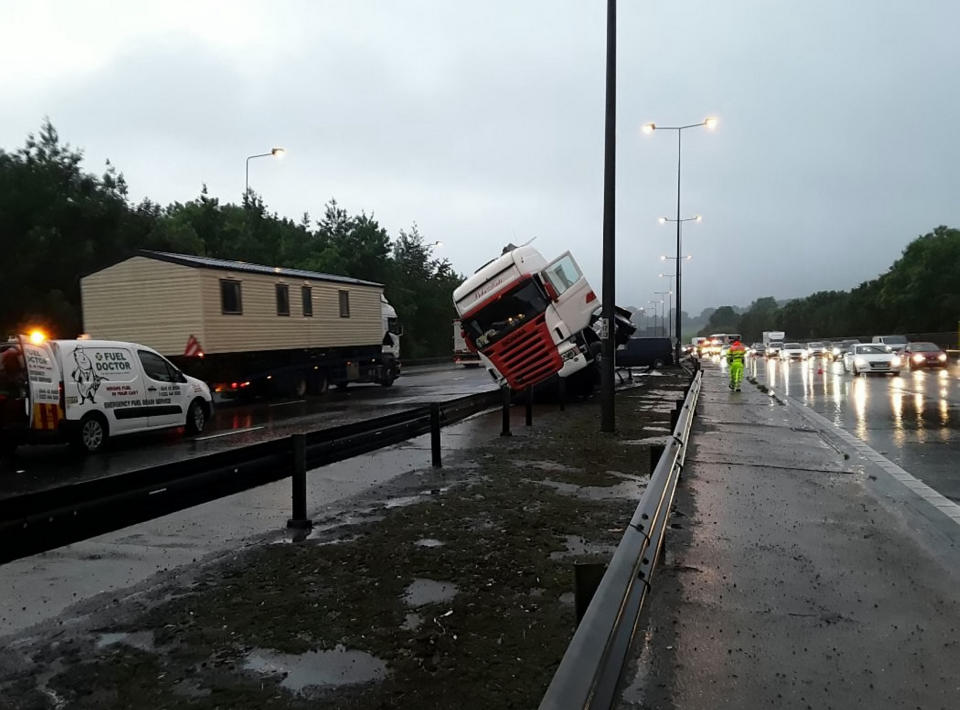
3 1 958 315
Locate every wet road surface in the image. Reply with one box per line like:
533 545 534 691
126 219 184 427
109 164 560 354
0 365 495 497
740 354 960 502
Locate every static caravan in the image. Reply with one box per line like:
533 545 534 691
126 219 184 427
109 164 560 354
81 251 402 397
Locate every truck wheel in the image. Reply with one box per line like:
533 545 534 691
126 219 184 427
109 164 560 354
76 413 109 454
293 376 308 399
380 367 396 387
185 399 207 435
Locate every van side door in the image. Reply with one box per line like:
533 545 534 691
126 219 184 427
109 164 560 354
62 343 150 433
136 349 188 429
19 338 61 432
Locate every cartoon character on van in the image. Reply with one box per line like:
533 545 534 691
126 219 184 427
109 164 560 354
71 347 104 404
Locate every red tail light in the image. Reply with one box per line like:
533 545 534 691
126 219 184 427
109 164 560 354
585 291 597 303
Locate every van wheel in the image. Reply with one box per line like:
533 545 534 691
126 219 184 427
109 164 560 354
76 414 108 454
185 400 207 435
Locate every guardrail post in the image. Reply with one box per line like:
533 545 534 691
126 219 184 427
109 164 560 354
430 403 442 468
558 377 566 411
574 563 606 624
287 434 312 530
501 387 512 437
525 386 533 426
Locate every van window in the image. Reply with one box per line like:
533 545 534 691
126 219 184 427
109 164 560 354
138 350 179 382
221 280 242 315
339 290 350 318
301 286 313 317
276 284 290 316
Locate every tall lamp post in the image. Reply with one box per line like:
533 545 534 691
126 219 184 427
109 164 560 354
648 300 661 335
658 215 699 342
644 118 716 361
658 273 675 338
245 147 286 198
654 291 671 336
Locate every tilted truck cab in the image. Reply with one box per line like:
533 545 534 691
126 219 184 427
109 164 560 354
453 245 633 392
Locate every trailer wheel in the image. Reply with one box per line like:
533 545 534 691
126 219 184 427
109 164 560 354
379 367 396 387
311 371 329 395
75 413 109 454
185 399 207 435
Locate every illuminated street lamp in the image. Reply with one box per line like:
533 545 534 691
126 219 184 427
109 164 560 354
245 147 286 197
644 117 716 358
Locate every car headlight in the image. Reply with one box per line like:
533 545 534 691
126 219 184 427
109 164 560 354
891 356 902 367
913 354 924 363
855 358 869 367
938 353 947 361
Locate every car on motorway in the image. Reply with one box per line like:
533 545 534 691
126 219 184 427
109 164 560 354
766 341 784 358
903 341 949 369
779 342 807 361
750 342 766 357
842 343 902 376
805 341 828 359
872 334 908 355
829 339 861 360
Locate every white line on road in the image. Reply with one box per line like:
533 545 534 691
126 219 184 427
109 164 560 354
194 426 265 441
268 400 306 408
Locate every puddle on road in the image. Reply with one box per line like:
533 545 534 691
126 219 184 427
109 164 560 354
400 613 423 631
402 578 458 607
244 645 388 693
95 631 155 652
536 478 647 501
414 538 445 548
549 534 617 561
515 460 581 474
383 487 451 510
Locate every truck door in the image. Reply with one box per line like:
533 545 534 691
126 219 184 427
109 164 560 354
539 252 594 338
135 349 188 429
19 337 62 432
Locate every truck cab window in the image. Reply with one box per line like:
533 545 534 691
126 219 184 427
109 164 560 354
221 280 242 315
276 284 290 316
542 254 582 297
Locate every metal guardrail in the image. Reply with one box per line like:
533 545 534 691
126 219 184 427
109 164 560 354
539 369 703 710
0 389 502 564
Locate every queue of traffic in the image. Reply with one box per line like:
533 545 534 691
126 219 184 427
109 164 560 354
694 331 953 377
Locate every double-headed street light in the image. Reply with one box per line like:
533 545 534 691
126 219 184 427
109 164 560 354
648 299 664 335
644 117 716 360
245 147 286 198
653 291 671 337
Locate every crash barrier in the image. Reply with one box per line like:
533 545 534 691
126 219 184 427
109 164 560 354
539 368 703 710
0 389 503 565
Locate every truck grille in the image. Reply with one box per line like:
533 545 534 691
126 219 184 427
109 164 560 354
485 314 563 390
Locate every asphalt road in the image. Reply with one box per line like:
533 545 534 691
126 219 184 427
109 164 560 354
0 364 495 497
743 354 960 502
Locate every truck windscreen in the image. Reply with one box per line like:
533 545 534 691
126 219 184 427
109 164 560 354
462 279 548 349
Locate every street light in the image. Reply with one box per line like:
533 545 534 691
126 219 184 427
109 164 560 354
245 147 286 198
644 117 716 359
654 291 671 337
648 300 663 336
658 273 675 339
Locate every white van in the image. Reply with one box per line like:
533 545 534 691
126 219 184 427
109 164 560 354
1 334 213 454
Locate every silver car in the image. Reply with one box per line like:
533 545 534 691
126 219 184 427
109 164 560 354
842 343 902 376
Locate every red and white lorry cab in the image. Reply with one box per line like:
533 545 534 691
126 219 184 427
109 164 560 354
0 333 213 455
453 244 633 391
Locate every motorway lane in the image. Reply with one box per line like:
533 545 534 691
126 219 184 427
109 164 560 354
742 354 960 501
0 364 495 497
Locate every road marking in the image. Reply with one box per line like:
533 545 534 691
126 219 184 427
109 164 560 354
268 400 306 408
194 426 265 441
789 400 960 528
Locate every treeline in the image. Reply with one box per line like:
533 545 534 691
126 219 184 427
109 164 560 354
699 226 960 342
0 120 463 358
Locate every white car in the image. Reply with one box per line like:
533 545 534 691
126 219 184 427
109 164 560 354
805 341 827 358
842 343 902 376
779 342 807 361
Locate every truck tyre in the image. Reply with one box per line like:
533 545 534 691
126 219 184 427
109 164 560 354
293 376 308 399
76 413 109 454
185 399 207 435
379 367 396 387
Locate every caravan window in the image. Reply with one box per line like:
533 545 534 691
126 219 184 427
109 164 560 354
301 286 313 317
220 280 242 315
339 290 351 318
276 284 290 316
